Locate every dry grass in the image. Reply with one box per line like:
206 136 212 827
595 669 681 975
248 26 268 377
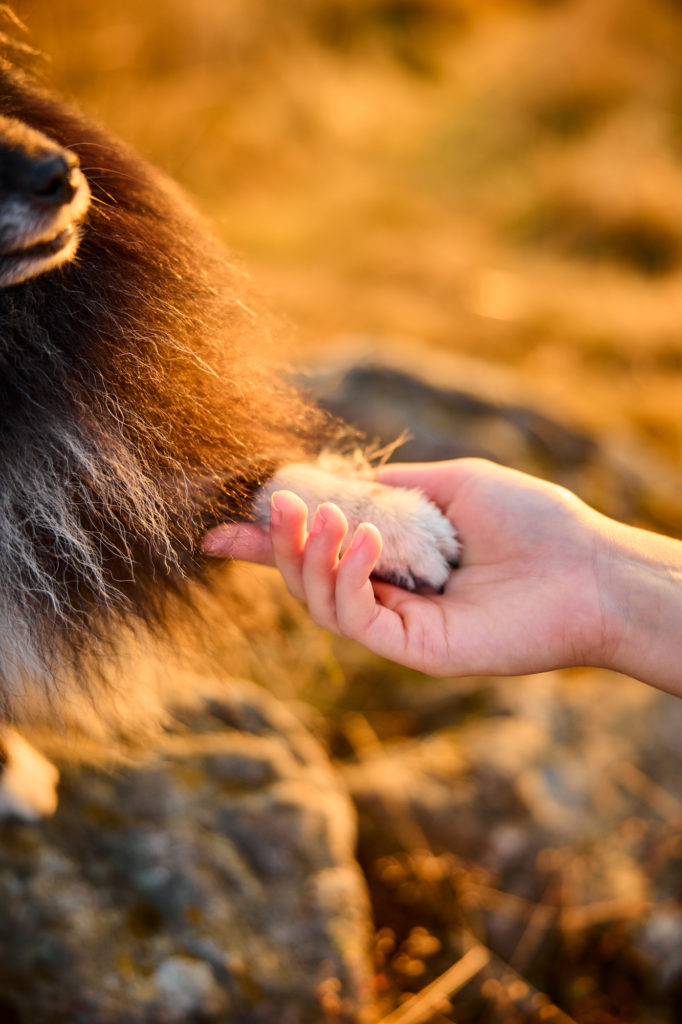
16 0 682 459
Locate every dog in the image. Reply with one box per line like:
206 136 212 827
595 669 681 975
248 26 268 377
0 23 458 819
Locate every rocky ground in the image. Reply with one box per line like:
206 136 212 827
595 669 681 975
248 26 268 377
0 680 372 1024
1 358 681 1023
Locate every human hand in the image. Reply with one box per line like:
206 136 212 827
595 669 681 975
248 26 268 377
204 459 613 678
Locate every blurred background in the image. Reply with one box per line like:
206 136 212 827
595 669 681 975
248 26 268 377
7 1 682 1022
16 0 682 463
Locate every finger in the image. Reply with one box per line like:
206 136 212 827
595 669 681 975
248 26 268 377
336 542 449 673
335 558 414 664
334 523 419 654
300 503 349 630
270 490 310 601
202 522 274 563
331 523 384 635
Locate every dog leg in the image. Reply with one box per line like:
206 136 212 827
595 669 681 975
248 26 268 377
255 458 460 592
0 727 59 821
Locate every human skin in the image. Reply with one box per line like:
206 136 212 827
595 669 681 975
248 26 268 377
203 459 682 697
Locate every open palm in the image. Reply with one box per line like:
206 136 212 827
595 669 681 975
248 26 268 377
344 460 606 676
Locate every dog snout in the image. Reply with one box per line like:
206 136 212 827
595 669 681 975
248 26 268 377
3 148 79 208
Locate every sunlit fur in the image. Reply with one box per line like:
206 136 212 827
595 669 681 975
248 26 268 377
0 50 327 720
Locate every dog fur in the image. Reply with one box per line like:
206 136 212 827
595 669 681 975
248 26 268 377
0 27 458 816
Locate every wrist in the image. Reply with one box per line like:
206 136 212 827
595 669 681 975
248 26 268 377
590 517 682 696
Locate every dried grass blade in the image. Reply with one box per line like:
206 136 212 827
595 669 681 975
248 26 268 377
376 944 490 1024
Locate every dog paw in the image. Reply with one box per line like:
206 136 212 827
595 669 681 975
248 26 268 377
361 483 460 591
0 729 59 822
255 462 460 592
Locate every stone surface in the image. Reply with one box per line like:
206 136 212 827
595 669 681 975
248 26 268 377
0 680 373 1024
2 355 682 1022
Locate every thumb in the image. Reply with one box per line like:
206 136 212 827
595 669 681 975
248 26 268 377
376 460 464 510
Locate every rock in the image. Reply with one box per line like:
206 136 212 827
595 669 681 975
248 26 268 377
155 957 225 1019
0 680 374 1024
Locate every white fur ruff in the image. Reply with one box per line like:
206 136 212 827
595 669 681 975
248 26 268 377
0 729 59 821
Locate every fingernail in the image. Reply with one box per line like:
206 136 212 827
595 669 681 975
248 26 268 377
311 507 328 535
270 493 282 527
349 526 367 552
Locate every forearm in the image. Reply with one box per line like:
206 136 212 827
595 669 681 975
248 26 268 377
594 517 682 696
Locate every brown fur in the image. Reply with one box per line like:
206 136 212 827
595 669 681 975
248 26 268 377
0 41 330 719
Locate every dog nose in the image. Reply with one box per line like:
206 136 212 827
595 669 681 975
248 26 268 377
23 152 79 206
1 148 80 206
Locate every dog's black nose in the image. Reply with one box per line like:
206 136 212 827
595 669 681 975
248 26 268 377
1 148 79 206
23 152 79 206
